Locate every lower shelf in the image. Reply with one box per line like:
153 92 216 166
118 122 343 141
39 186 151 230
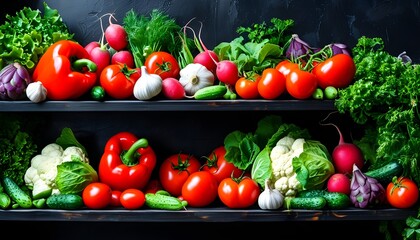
0 207 417 222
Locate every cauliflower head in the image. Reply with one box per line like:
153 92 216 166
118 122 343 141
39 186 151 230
270 136 305 197
24 143 88 198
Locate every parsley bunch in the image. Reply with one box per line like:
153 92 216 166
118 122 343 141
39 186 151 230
336 36 420 181
335 36 420 240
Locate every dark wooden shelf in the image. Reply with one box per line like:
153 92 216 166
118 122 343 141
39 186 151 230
0 100 336 112
0 207 416 222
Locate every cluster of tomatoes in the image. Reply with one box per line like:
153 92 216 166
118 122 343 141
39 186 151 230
82 146 260 210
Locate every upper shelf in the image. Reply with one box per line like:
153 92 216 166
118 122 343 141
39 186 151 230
0 100 336 112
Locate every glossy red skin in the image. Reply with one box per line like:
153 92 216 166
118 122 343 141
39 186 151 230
194 50 219 74
201 146 243 184
111 50 135 68
161 77 186 100
82 182 112 209
100 64 140 99
110 190 122 207
258 68 286 99
327 173 351 195
120 189 146 209
145 51 180 79
105 23 128 51
312 53 356 89
98 132 157 192
218 177 261 209
181 171 219 207
90 46 111 77
275 60 298 78
159 153 201 197
386 177 419 209
235 74 261 99
285 68 318 99
84 41 100 55
216 60 239 86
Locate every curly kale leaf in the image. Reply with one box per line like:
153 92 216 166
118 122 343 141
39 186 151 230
335 36 420 183
0 2 74 70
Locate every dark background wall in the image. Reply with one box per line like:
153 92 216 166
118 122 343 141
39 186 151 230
3 0 420 62
0 1 416 239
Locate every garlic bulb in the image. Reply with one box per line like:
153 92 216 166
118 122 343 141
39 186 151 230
179 63 214 96
133 66 162 100
258 179 284 210
26 81 47 103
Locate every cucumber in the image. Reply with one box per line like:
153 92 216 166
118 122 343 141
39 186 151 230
285 196 327 210
193 85 227 100
322 192 351 209
0 192 12 209
297 190 351 209
46 193 84 210
145 190 188 210
364 161 403 184
2 176 32 209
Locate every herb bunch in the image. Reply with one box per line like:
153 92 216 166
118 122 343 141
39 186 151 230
334 36 420 239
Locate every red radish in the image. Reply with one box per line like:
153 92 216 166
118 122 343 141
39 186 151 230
327 173 351 195
327 123 365 175
215 60 239 86
104 13 128 51
112 50 135 68
90 46 111 77
161 78 186 100
194 50 219 74
184 20 239 86
85 41 100 55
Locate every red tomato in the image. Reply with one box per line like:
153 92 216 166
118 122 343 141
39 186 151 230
312 53 356 89
181 171 219 207
159 153 201 197
235 74 261 99
110 190 122 207
386 177 419 209
145 51 181 79
100 63 140 99
120 188 146 209
275 60 298 78
285 68 318 100
201 146 243 184
82 182 112 209
218 177 261 209
257 68 286 99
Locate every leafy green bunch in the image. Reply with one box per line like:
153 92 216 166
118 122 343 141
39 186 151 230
0 2 74 70
335 36 420 240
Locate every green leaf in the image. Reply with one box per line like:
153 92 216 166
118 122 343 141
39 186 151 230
251 147 272 188
55 128 87 156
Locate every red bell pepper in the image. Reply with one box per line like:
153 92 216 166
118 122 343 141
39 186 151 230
32 40 97 100
98 132 157 192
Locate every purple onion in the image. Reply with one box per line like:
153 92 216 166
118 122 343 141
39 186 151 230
286 34 313 59
329 43 351 56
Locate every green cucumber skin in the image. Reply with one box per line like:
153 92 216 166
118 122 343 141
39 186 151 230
288 197 327 210
323 192 351 209
46 194 83 210
297 190 351 210
194 85 227 100
2 177 32 209
364 161 403 184
145 192 187 210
